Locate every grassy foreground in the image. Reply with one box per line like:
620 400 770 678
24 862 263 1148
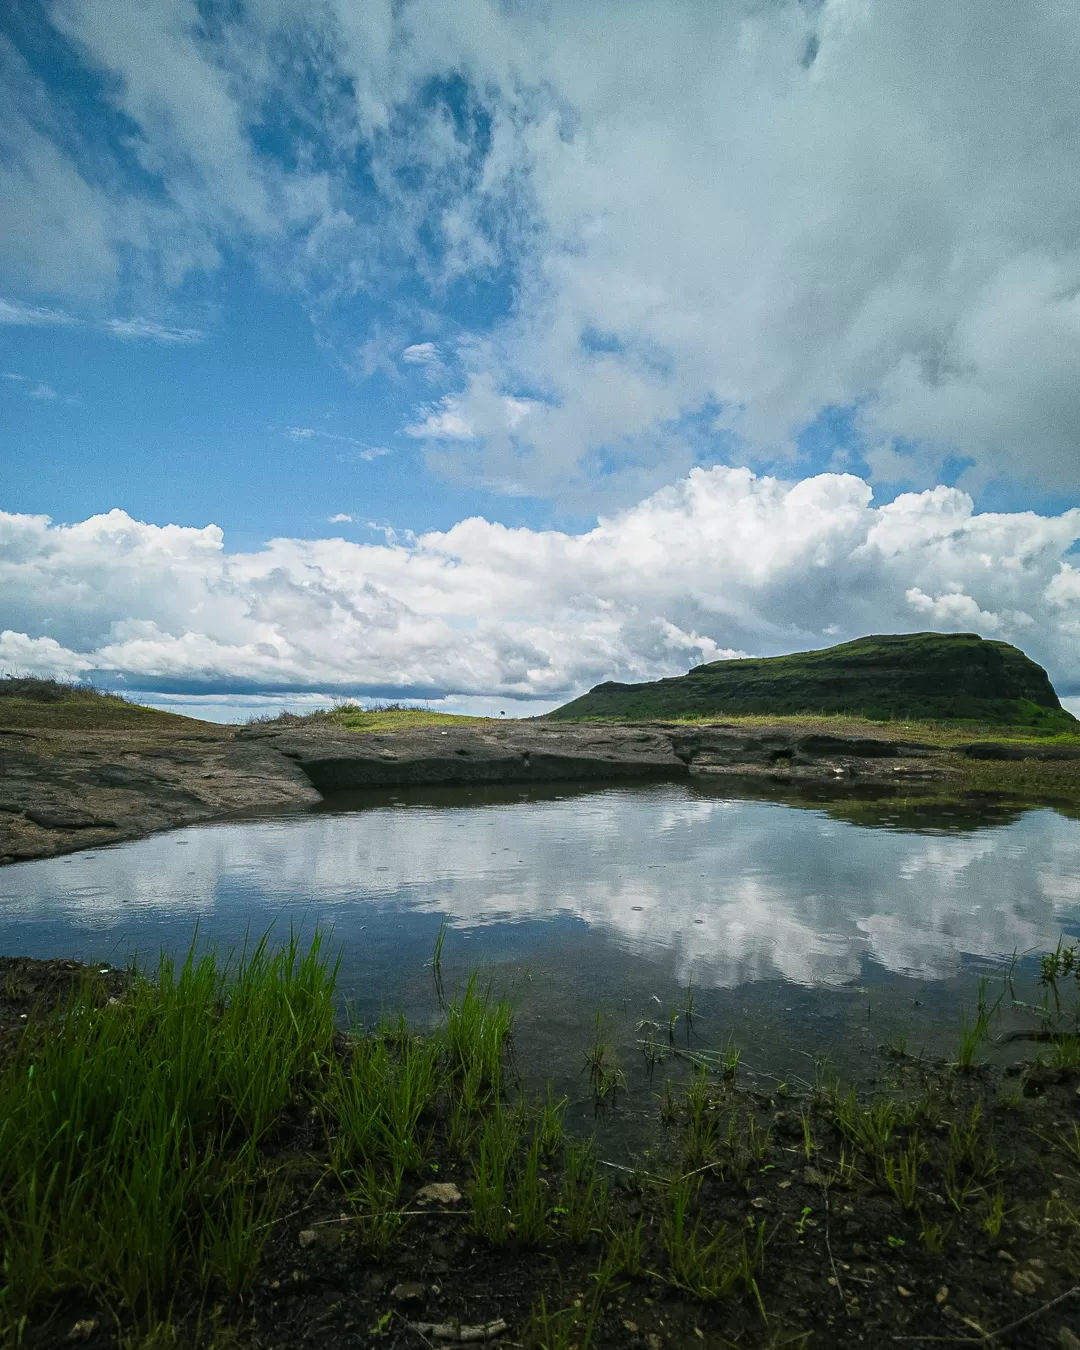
3 937 1080 1348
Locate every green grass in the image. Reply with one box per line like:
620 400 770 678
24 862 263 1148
0 930 338 1336
830 1087 896 1158
252 702 493 733
0 930 529 1339
548 632 1077 730
660 1176 765 1303
0 676 192 731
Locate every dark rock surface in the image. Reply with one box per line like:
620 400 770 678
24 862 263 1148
239 720 690 791
0 725 320 865
239 719 949 798
1 717 957 866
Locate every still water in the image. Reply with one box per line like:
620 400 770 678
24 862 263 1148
2 781 1079 1103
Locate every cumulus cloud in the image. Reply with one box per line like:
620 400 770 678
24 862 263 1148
6 2 1080 502
327 513 352 524
1 469 1078 700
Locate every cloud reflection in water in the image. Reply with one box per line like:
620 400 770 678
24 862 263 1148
2 786 1078 990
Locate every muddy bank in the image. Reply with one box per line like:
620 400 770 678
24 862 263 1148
6 706 1080 865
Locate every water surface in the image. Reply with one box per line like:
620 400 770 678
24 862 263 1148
2 781 1078 1102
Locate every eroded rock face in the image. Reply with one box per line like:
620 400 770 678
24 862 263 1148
238 721 946 794
0 717 956 866
240 721 688 791
0 726 320 865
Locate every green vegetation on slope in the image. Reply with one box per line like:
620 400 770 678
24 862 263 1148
550 632 1079 731
255 702 493 733
0 677 190 731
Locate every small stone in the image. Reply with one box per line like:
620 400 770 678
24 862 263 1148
777 1179 792 1189
646 1336 663 1350
622 1320 639 1333
897 1286 912 1298
750 1196 768 1209
67 1321 97 1341
414 1181 462 1205
297 1228 317 1248
1011 1268 1042 1296
935 1286 948 1305
391 1281 426 1302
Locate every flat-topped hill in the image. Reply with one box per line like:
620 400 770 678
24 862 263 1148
548 632 1079 729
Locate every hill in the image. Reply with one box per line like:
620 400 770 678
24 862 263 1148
0 677 193 731
548 632 1079 730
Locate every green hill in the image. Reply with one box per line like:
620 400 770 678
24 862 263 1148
549 632 1079 729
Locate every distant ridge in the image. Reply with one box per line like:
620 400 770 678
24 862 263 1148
548 632 1078 728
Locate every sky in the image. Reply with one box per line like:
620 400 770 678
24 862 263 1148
2 0 1080 719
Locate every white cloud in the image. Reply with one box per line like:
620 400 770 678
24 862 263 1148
28 383 58 400
1 469 1078 700
0 298 77 327
328 513 353 523
101 317 203 343
402 342 440 365
284 426 391 461
6 3 1080 501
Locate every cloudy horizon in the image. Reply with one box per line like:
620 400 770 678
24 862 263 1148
3 1 1080 717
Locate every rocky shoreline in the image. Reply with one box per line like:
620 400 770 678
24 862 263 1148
0 712 993 865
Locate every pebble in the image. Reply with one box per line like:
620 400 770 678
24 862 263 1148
391 1281 426 1302
1010 1267 1043 1296
415 1181 463 1205
297 1229 318 1248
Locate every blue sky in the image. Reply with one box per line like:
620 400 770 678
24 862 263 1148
2 1 1080 717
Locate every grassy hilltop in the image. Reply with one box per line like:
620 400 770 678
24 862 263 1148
549 632 1079 732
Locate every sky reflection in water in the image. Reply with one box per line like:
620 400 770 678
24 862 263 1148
1 783 1079 995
